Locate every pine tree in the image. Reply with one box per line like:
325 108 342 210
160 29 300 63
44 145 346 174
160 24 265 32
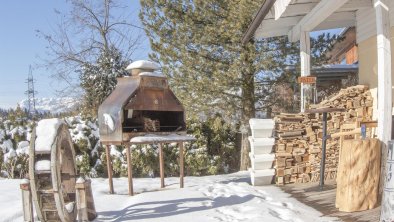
79 46 129 115
140 0 338 169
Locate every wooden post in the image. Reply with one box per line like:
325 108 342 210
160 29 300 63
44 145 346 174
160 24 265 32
104 145 114 194
319 112 328 191
179 142 184 188
300 31 310 112
159 143 165 188
20 179 34 222
76 178 97 222
126 146 134 196
375 1 393 221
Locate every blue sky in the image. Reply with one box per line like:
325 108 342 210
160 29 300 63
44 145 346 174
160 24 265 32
0 1 341 109
0 0 151 109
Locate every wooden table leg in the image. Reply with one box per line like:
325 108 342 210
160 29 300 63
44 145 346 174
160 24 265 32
105 145 114 194
159 143 165 188
126 146 134 196
179 142 184 188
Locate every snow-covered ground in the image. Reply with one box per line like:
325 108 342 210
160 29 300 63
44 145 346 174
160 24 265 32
0 172 340 222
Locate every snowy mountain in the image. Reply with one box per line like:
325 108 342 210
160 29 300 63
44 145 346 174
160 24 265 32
19 97 80 114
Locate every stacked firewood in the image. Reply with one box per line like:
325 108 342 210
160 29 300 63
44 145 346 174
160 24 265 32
274 85 373 185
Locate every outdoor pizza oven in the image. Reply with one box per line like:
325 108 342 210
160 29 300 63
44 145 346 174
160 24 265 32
98 60 186 145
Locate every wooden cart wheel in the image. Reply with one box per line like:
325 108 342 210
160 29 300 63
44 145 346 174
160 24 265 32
29 119 77 222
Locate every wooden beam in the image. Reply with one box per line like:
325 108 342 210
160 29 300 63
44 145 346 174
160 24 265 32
274 0 292 20
126 146 134 196
267 0 371 20
159 143 165 188
20 180 34 222
288 0 351 42
300 31 311 113
104 145 114 194
241 0 276 44
375 0 392 146
255 27 292 39
179 142 184 188
341 0 374 11
375 0 393 221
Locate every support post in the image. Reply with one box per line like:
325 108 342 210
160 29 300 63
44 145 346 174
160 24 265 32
159 143 165 188
179 142 184 188
375 0 393 221
20 179 34 222
300 31 311 112
320 112 328 190
126 146 134 196
104 145 114 194
76 178 97 222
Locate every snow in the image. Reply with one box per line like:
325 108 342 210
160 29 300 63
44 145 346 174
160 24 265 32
103 113 115 132
19 97 79 114
0 139 13 153
77 177 86 184
65 202 75 213
35 118 64 152
0 129 5 141
126 60 160 71
0 172 339 222
16 141 29 155
20 178 29 185
130 134 196 143
3 149 16 163
35 160 51 171
139 72 166 78
110 145 123 158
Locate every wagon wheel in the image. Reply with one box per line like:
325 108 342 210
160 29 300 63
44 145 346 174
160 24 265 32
29 119 77 222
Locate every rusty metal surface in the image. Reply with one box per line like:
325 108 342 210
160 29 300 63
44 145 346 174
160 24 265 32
98 75 186 144
98 77 140 143
124 88 184 111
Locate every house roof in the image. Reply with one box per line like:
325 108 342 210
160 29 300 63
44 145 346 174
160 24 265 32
242 0 373 44
286 63 358 83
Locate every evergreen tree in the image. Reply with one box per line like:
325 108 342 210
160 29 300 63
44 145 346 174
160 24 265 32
79 46 129 115
140 0 337 169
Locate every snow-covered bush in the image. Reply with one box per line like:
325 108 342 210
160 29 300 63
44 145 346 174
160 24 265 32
0 109 238 179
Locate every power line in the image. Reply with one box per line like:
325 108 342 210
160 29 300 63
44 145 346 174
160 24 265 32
25 65 37 116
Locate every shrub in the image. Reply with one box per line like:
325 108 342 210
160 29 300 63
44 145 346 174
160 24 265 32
76 152 91 176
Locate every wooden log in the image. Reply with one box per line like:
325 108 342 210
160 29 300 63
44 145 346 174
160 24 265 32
277 168 285 177
336 139 381 212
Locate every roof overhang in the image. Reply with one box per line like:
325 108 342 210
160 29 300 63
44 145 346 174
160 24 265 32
286 64 358 83
242 0 373 44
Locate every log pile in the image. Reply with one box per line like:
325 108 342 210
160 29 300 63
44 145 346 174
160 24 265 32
274 85 373 185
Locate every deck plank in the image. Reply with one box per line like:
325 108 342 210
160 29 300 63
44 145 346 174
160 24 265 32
280 180 381 222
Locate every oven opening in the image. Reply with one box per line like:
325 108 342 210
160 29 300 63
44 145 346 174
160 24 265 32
122 110 185 132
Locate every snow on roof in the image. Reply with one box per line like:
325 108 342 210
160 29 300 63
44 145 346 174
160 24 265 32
320 63 359 69
130 134 195 143
126 60 160 71
139 72 166 78
35 118 65 152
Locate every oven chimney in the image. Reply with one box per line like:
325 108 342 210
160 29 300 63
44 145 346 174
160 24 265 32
125 60 160 76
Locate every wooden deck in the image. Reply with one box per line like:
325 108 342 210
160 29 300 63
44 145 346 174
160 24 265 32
280 180 381 222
